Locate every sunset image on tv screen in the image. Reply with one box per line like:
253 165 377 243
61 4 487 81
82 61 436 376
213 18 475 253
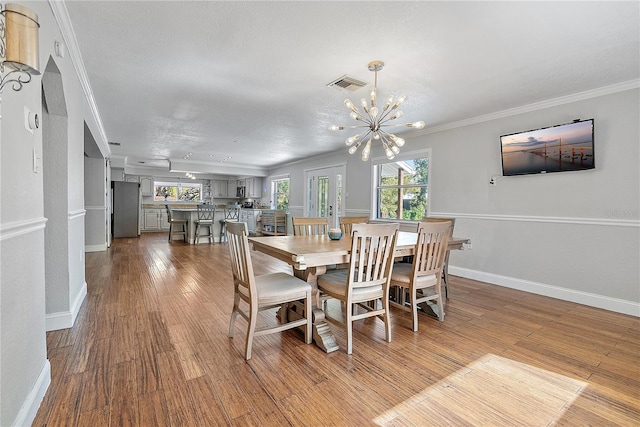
500 120 594 176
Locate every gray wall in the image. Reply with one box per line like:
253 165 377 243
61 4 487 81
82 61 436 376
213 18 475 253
266 86 639 315
84 156 107 251
0 1 108 425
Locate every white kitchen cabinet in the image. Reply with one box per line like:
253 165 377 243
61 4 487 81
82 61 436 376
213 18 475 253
125 175 139 183
211 180 228 198
245 177 263 198
159 210 169 229
143 208 169 231
227 180 238 198
202 181 211 201
239 209 261 234
140 176 153 196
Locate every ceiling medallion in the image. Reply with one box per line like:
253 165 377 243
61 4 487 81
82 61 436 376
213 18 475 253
329 61 425 161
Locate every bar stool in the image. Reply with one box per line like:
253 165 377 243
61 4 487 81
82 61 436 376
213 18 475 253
219 206 239 244
194 204 215 244
216 204 227 243
166 205 187 242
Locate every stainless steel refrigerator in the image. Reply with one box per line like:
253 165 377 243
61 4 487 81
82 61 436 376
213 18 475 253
111 181 141 238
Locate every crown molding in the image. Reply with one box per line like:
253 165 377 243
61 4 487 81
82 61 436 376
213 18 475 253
408 79 640 138
49 0 110 156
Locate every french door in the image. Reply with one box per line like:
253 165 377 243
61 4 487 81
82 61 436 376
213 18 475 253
305 165 345 229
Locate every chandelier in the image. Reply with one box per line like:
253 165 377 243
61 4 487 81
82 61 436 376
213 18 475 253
329 61 425 161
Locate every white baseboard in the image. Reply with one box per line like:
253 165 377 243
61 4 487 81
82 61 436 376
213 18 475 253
85 243 107 252
12 359 51 427
46 281 88 331
449 266 640 317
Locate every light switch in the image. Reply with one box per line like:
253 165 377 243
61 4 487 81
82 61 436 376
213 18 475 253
33 148 39 173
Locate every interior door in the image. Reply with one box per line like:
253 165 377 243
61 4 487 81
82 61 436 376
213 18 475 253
305 166 344 229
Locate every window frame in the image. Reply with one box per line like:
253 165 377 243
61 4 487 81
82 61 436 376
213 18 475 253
371 148 431 223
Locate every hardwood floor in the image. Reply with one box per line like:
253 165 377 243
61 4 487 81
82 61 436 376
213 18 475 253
33 233 639 426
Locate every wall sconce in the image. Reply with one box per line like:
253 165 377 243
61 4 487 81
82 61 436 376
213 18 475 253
1 3 40 93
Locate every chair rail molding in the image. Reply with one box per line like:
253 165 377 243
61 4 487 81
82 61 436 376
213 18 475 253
344 209 371 216
430 212 640 228
0 217 48 242
68 209 87 220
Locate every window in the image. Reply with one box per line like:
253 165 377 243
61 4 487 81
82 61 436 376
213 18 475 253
154 181 202 201
271 177 290 210
374 153 429 221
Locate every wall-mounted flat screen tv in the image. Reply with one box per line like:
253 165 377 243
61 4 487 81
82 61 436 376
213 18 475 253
500 119 594 176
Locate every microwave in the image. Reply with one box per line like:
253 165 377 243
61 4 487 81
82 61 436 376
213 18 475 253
236 186 246 198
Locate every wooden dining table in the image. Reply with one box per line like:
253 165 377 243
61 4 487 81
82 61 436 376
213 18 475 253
248 231 470 353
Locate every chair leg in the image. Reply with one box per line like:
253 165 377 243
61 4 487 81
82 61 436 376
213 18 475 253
382 296 392 343
435 282 445 322
346 301 353 355
168 223 172 242
304 291 312 344
228 292 241 337
443 253 451 299
411 287 419 332
244 306 258 360
182 223 187 242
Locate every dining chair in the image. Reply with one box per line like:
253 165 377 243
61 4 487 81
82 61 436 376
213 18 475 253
389 220 451 331
339 216 369 236
422 217 456 298
226 221 313 360
292 216 329 236
316 222 399 354
194 204 215 244
165 205 187 242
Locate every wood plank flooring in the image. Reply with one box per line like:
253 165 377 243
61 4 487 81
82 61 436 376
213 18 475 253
33 233 639 426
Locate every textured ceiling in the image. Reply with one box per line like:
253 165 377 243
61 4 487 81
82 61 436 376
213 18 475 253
65 1 639 174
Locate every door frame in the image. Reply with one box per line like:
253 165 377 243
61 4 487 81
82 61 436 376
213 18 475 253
303 164 346 229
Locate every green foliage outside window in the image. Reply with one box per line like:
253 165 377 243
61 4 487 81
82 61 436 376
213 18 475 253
377 157 429 220
273 179 289 210
154 183 201 201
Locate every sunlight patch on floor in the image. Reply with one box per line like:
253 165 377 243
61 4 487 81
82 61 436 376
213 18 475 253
374 353 587 426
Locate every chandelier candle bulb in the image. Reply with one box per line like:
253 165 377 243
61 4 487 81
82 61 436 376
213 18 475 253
362 139 372 161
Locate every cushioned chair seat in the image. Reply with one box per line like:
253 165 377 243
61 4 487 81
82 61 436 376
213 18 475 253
238 272 312 303
317 270 384 301
388 263 437 287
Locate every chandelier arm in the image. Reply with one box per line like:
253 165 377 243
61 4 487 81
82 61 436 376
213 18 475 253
358 130 373 144
378 107 398 123
378 130 394 146
379 123 412 128
333 125 370 130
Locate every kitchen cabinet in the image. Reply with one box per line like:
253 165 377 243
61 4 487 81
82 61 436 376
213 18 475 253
202 181 212 203
245 177 263 198
227 180 238 198
211 180 228 198
239 209 261 234
140 176 153 196
143 208 169 231
125 175 139 183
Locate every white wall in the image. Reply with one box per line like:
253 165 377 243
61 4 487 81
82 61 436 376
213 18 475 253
425 87 639 313
84 156 107 251
266 86 639 315
0 1 107 425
